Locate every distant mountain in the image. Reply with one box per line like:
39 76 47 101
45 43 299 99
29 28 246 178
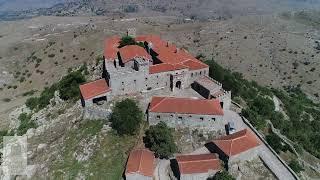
0 0 320 21
0 0 71 11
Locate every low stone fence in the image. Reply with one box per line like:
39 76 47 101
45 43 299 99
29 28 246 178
241 115 300 180
83 106 111 120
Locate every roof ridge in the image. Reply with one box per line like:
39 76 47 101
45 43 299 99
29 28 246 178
149 97 167 111
137 150 144 174
180 158 218 163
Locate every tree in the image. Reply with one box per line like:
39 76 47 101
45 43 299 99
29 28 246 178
208 171 235 180
110 99 143 135
144 122 177 159
289 160 304 173
251 95 275 117
266 133 283 153
58 70 86 101
118 36 137 48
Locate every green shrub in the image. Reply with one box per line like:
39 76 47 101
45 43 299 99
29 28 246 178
2 98 11 102
95 56 104 65
266 133 283 153
22 90 37 96
242 108 266 130
17 113 37 136
25 69 85 110
57 70 86 101
118 36 138 48
48 54 55 58
210 171 235 180
143 122 177 159
289 160 304 173
26 97 40 110
110 99 143 135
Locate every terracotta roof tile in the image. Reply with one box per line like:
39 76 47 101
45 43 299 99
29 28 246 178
104 34 208 72
119 45 151 63
125 149 155 177
104 36 120 60
212 129 261 157
149 97 224 115
176 154 221 174
79 79 111 100
149 63 188 74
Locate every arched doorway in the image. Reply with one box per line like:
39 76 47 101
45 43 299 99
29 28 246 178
175 81 182 89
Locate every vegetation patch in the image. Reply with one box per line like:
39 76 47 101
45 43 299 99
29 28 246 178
118 36 144 48
144 121 177 159
26 69 86 111
51 120 136 179
209 171 235 180
205 60 320 159
110 98 143 135
17 113 37 136
22 90 37 96
289 159 304 173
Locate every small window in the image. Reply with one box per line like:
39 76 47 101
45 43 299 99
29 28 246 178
191 73 193 77
200 117 204 120
122 81 124 85
156 75 159 78
134 80 136 83
156 115 160 119
156 82 159 85
200 71 202 75
170 114 174 118
178 117 182 120
145 77 148 80
211 117 216 121
189 115 192 118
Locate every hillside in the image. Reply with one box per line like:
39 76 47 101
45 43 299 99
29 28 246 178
0 0 320 179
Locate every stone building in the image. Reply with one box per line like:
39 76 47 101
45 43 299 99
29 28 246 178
192 76 231 110
148 96 224 129
103 34 209 97
170 154 221 180
80 34 229 113
125 149 155 180
79 79 112 107
205 129 261 168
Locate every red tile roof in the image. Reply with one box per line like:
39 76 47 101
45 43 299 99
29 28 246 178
104 34 208 72
79 79 111 100
149 97 224 115
119 45 151 63
212 129 261 157
149 63 188 74
176 154 221 174
104 36 120 60
181 59 208 71
125 149 155 177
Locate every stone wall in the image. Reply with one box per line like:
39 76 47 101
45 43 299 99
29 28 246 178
126 173 152 180
146 72 171 90
82 91 112 107
187 67 209 86
83 106 111 120
180 171 217 180
228 146 260 165
148 112 224 130
216 91 231 110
